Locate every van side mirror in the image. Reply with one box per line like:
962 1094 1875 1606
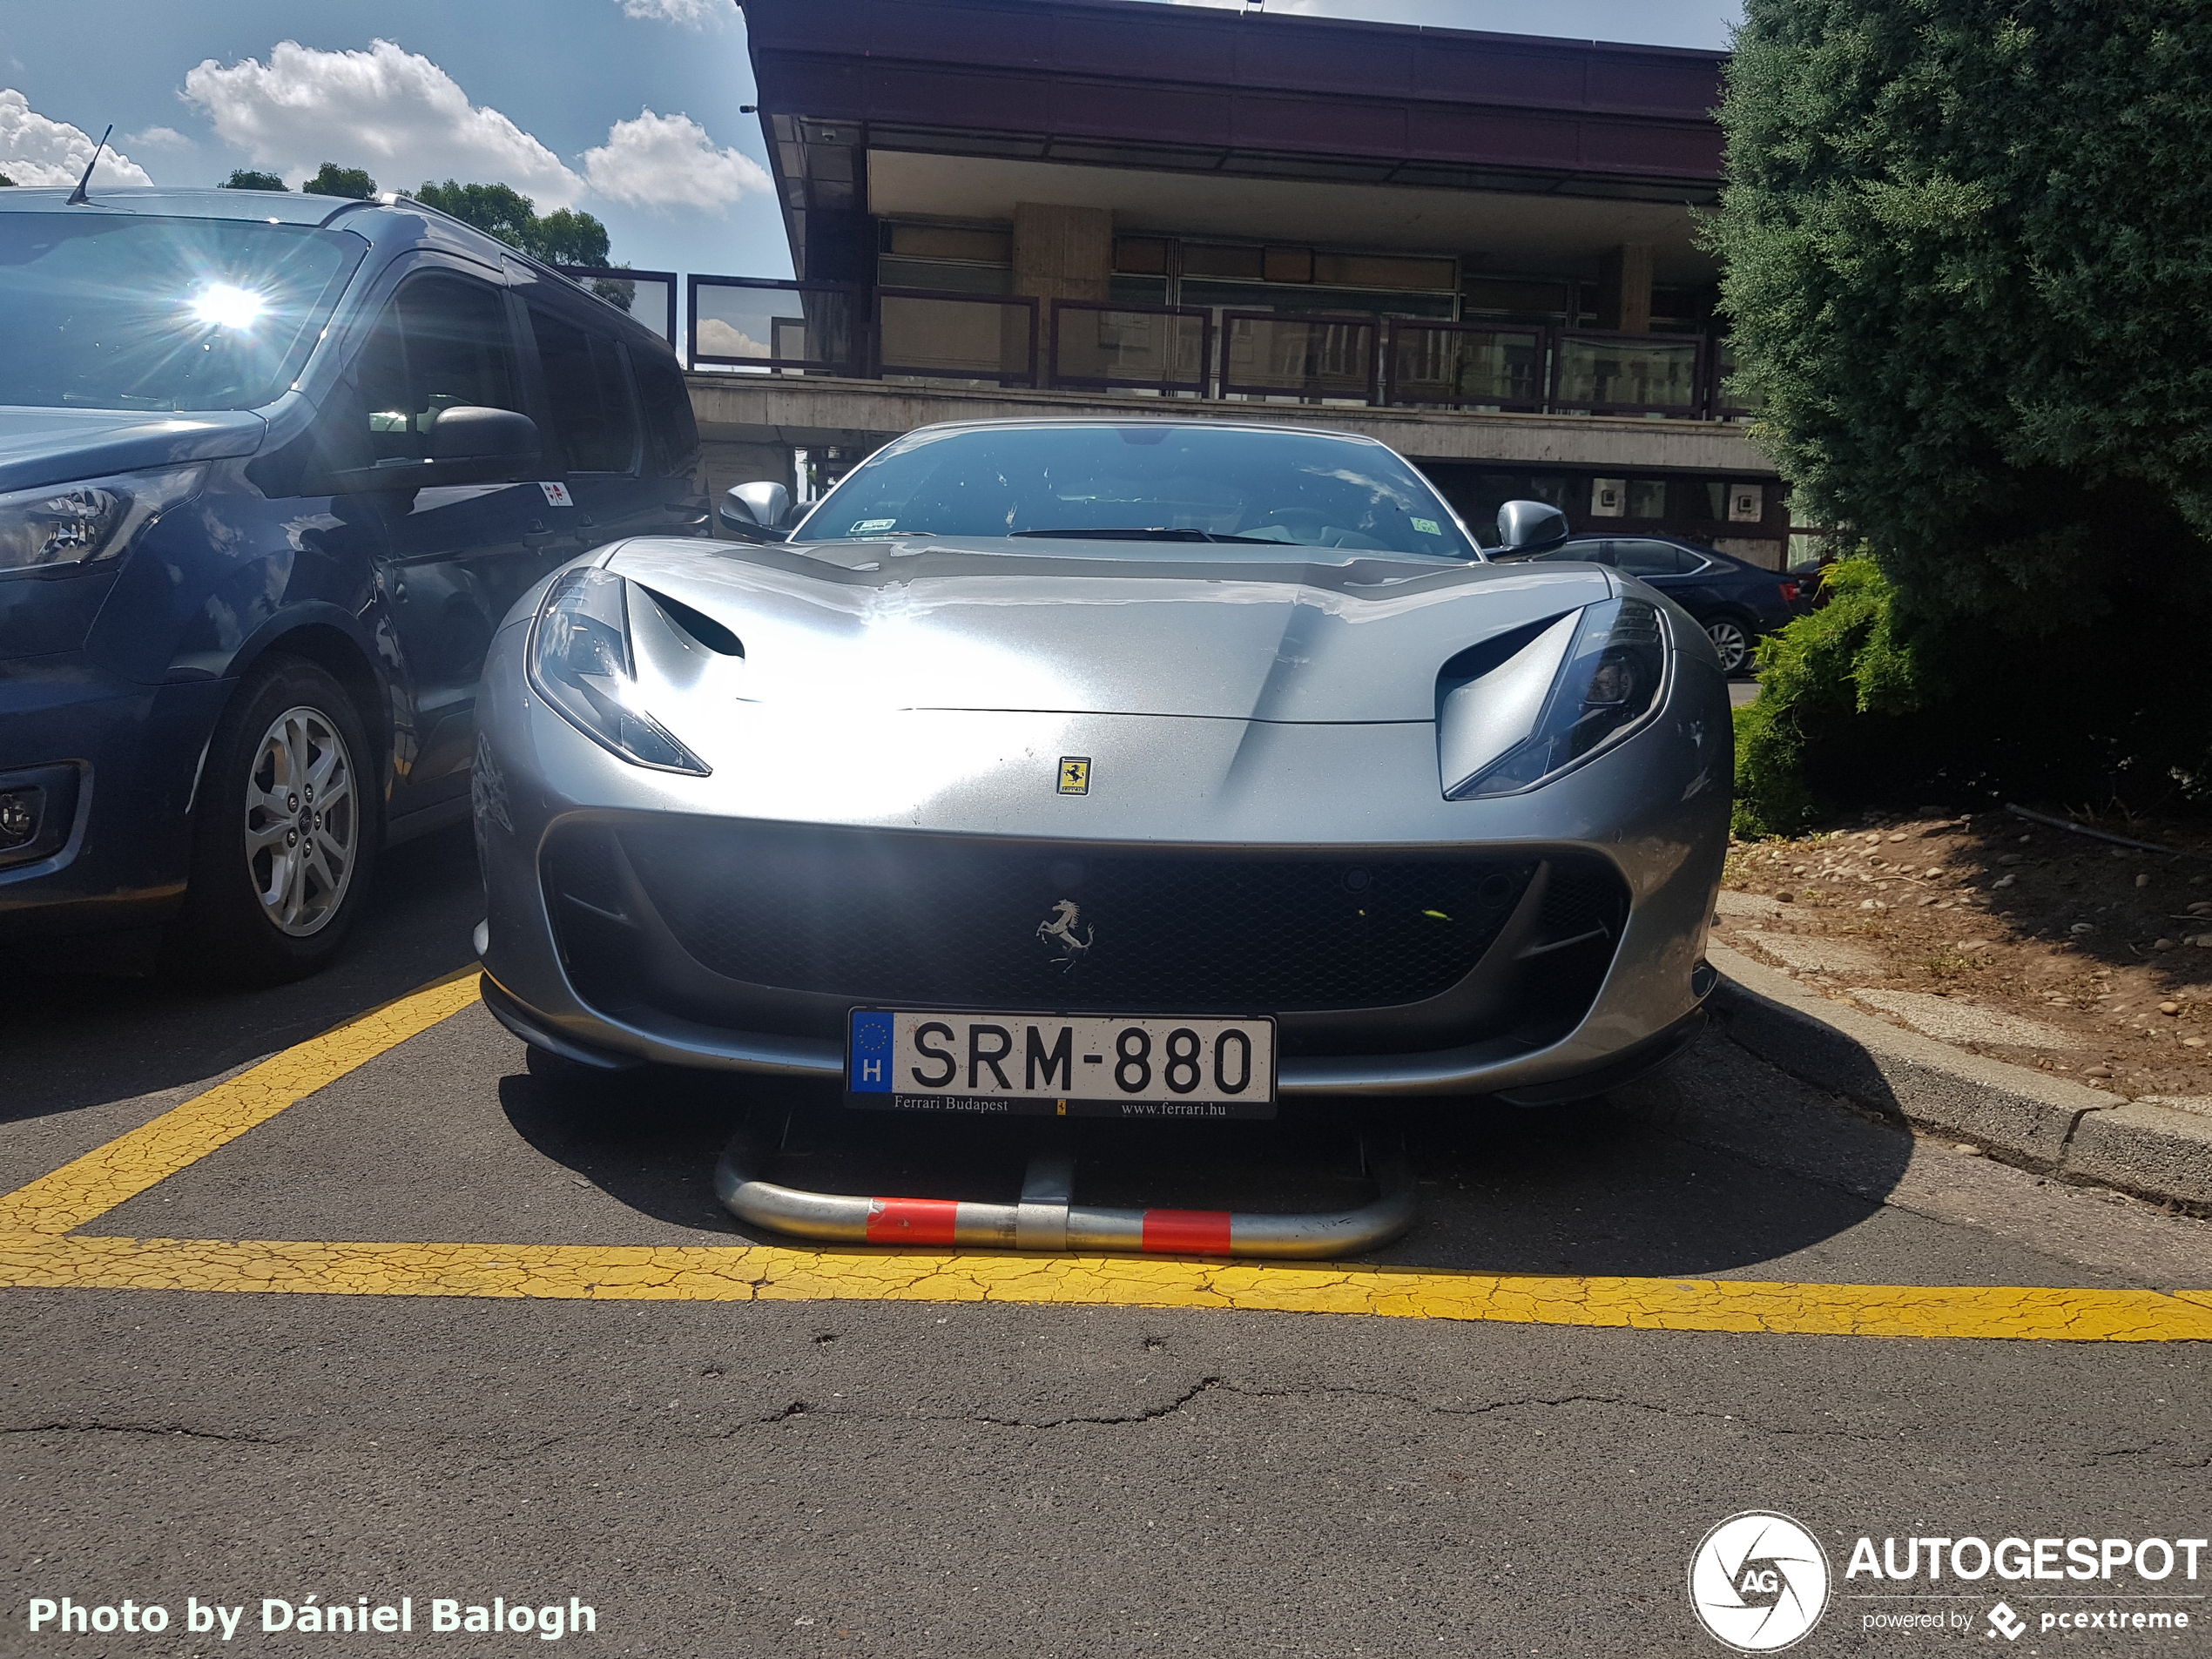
1495 499 1569 554
720 481 792 542
321 404 542 493
427 405 541 468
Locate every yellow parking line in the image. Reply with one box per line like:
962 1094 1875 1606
0 969 482 1235
1 968 2208 1339
1 1233 2209 1340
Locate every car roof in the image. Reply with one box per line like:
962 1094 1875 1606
893 415 1383 444
0 185 674 356
0 185 371 227
1565 532 1750 566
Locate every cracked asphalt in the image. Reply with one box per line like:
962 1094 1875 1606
5 823 2211 1657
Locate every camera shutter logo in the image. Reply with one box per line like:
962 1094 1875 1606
1688 1511 1831 1652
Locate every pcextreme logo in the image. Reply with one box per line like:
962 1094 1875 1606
1689 1511 1833 1652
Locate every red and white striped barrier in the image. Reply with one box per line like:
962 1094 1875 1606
713 1139 1415 1260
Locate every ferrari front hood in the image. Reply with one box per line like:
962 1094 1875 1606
604 536 1619 725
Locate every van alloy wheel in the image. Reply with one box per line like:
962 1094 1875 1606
243 705 359 936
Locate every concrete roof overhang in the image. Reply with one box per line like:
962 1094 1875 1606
740 0 1726 277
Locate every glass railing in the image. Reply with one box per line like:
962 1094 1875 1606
554 266 678 345
1220 313 1379 402
1551 332 1706 416
877 290 1039 386
671 273 1740 421
1049 301 1211 394
689 276 862 374
1383 321 1545 409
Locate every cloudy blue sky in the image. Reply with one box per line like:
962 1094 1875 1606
1 0 1741 282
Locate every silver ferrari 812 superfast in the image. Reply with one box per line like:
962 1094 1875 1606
472 418 1730 1123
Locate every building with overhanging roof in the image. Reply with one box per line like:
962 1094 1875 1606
685 0 1789 563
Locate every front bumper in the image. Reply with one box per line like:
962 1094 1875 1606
474 618 1731 1100
0 655 226 941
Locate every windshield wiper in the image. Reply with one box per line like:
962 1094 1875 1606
1008 527 1278 543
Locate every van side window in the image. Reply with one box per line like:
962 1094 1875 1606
632 348 699 479
529 307 638 474
357 274 523 464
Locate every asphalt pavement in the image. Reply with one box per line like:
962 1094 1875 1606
4 823 2210 1658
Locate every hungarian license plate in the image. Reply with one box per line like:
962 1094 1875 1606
846 1009 1277 1119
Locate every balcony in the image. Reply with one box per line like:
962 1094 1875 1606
671 273 1755 426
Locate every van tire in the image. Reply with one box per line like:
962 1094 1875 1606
172 656 381 983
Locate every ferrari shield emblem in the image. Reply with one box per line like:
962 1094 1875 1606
1057 756 1090 795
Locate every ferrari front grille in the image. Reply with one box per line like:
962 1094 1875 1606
549 821 1536 1014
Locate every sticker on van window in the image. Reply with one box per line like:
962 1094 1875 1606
539 482 575 508
850 518 897 534
1412 516 1441 535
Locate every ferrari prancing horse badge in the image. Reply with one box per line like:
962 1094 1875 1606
1057 757 1090 795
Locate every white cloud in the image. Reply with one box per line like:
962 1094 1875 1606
0 91 154 186
181 39 583 207
582 110 768 214
617 0 720 22
126 125 195 152
695 320 768 357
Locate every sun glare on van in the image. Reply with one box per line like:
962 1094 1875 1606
188 282 267 330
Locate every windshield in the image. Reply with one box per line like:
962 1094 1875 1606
0 214 367 412
795 424 1480 559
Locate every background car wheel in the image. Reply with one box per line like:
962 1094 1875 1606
1704 616 1754 675
174 655 381 982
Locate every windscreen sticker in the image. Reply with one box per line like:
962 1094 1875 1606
1412 516 1441 535
850 518 897 534
539 482 575 508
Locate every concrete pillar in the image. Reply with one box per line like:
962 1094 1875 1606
1013 202 1114 386
1595 244 1654 334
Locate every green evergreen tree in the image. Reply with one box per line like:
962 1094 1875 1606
1708 0 2212 820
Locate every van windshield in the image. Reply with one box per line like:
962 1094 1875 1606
0 214 366 412
795 424 1480 560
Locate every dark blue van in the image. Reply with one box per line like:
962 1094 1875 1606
0 186 706 978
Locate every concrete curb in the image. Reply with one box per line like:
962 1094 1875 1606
1705 941 2212 1214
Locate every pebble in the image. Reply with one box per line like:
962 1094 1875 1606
1954 939 1990 952
2070 922 2094 934
2136 873 2152 888
2084 1064 2114 1078
2187 1038 2207 1050
2159 1001 2181 1015
1952 1143 1983 1156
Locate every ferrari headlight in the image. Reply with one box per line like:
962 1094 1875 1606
0 467 203 575
1440 597 1665 799
529 566 711 775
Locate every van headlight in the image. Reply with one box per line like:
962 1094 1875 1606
1439 597 1666 799
528 566 711 776
0 467 203 575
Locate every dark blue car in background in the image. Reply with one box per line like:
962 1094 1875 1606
0 186 705 979
1499 534 1810 675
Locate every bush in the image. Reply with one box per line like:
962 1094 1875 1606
1736 556 2212 834
1709 0 2212 819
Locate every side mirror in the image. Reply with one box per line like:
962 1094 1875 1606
719 481 792 543
321 404 543 493
1495 499 1569 555
428 404 541 466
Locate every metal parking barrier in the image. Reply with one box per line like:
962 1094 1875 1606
713 1135 1416 1260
